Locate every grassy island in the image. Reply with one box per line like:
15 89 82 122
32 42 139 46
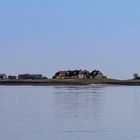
0 70 140 86
0 78 140 86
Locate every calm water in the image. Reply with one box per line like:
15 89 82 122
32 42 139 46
0 85 140 140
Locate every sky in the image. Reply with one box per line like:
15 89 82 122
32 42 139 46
0 0 140 79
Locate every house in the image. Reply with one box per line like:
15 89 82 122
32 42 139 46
30 74 43 80
8 75 17 80
53 70 76 79
18 74 43 80
18 74 31 79
96 71 104 78
89 70 104 79
0 74 7 79
53 71 69 79
59 71 67 78
78 70 90 79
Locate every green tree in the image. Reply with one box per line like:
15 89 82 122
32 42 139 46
133 73 139 79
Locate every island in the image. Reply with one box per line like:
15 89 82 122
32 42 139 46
0 70 140 86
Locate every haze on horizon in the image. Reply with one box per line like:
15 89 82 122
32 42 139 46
0 0 140 79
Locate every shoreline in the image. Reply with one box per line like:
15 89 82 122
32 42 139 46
0 78 140 86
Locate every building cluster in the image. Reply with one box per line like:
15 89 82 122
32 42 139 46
53 70 105 79
0 74 47 80
0 70 105 80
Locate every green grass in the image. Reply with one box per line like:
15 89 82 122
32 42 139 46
0 78 140 85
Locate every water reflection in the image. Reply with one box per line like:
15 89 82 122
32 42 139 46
0 86 140 140
52 85 105 134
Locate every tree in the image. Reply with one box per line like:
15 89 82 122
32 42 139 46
133 73 139 80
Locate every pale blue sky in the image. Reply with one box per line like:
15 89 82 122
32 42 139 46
0 0 140 79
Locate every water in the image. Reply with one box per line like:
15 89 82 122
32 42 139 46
0 85 140 140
